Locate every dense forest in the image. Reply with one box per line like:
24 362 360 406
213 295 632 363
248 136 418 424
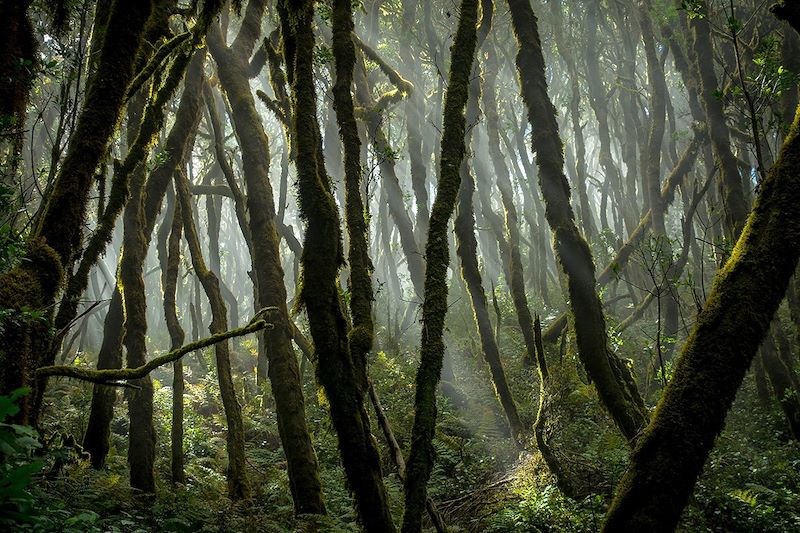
1 0 800 531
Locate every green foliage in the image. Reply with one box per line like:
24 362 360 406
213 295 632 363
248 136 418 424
681 0 705 19
487 483 605 533
313 44 334 66
0 183 24 271
0 388 44 526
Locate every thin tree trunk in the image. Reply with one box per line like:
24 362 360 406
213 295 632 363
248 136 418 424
160 186 186 484
175 166 250 499
403 0 479 530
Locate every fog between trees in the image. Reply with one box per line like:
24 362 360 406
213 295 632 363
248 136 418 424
1 1 800 531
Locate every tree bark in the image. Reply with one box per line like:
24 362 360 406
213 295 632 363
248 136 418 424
207 0 325 514
283 0 394 527
506 0 649 442
402 0 479 530
0 0 152 422
603 106 800 532
175 165 250 499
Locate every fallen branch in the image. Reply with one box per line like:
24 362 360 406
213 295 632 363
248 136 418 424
37 313 272 384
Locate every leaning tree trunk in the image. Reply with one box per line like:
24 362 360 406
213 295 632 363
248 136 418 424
505 0 649 442
402 0 479 530
455 35 524 447
282 0 392 529
602 106 800 533
207 0 325 514
0 0 152 422
175 166 250 500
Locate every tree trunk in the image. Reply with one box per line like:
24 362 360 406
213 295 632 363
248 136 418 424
283 0 395 527
175 166 250 499
0 0 152 422
603 106 800 533
506 0 649 442
207 0 325 514
160 186 186 485
402 0 479 530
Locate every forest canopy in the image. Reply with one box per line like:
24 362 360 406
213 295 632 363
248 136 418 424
1 0 800 531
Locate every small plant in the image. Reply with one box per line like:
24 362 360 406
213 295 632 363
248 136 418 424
0 388 44 526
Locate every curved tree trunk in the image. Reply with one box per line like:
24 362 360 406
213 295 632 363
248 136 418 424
207 0 325 514
159 186 186 485
402 0 479 530
281 0 394 528
505 0 648 442
603 106 800 533
175 166 250 500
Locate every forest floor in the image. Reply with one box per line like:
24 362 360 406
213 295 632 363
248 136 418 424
11 324 800 532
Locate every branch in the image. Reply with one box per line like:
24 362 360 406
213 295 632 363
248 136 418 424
255 89 289 127
126 31 192 102
37 314 272 384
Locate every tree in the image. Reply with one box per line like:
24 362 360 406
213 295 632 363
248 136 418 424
281 0 393 528
505 0 649 442
402 0 480 530
603 106 800 532
0 0 153 422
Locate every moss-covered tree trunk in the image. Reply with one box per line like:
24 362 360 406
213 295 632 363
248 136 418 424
119 135 155 493
281 0 392 528
0 0 36 188
402 0 479 530
332 0 373 395
207 0 325 514
506 0 648 442
175 166 250 500
602 107 800 532
82 47 208 468
0 0 153 422
159 187 186 484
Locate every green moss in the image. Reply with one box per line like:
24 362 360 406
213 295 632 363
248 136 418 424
402 0 480 531
603 107 800 532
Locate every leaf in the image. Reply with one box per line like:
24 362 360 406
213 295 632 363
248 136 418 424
162 517 193 533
